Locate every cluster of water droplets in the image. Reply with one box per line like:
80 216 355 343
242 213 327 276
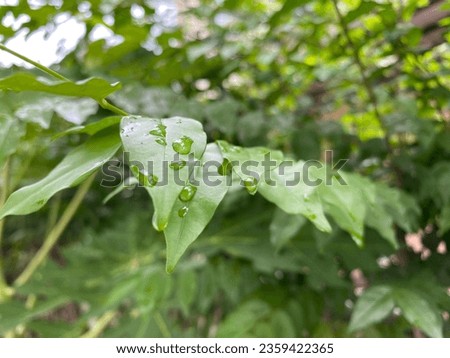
172 135 193 155
130 165 158 187
149 123 167 146
177 184 197 218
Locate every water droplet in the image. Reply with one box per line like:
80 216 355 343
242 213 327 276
172 136 193 155
148 175 158 187
149 123 167 137
170 160 187 170
130 165 140 177
308 214 317 220
178 206 189 218
218 158 233 176
130 166 157 187
155 137 167 146
243 177 258 195
152 214 167 231
303 193 310 202
179 184 197 202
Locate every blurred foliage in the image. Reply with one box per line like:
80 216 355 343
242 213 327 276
0 0 449 338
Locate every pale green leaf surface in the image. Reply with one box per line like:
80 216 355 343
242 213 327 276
176 270 197 316
349 286 395 332
216 140 284 182
120 116 207 232
393 287 443 338
53 116 121 140
216 299 271 337
317 172 366 246
0 132 121 219
270 208 306 249
0 113 25 168
0 72 121 100
164 143 229 272
258 161 331 233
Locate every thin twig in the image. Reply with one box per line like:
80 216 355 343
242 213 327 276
0 43 128 117
154 311 172 338
0 157 11 299
14 174 96 287
0 43 69 81
80 310 117 338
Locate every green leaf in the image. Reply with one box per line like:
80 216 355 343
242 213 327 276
0 72 121 101
0 113 25 168
317 172 366 246
164 143 229 272
393 287 443 338
13 94 56 129
257 160 331 233
216 140 284 183
53 98 98 125
0 131 121 219
120 115 207 232
438 204 450 236
204 98 242 136
0 297 69 333
216 299 271 337
346 174 398 248
377 184 420 233
176 270 197 316
349 286 395 332
103 177 139 204
53 116 122 140
270 309 297 337
343 1 378 24
270 208 306 250
14 94 98 128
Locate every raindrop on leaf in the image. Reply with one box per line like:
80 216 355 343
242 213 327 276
179 184 197 202
170 160 187 170
155 137 167 146
243 177 258 195
178 206 189 218
172 136 193 155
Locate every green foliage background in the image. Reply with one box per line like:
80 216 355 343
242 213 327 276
0 0 449 338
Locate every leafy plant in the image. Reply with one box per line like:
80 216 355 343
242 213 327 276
0 0 448 338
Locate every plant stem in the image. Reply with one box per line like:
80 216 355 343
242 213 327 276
99 98 129 116
154 311 172 338
0 43 129 117
0 157 11 299
14 174 95 287
0 43 69 81
45 194 61 238
80 310 117 338
331 0 389 135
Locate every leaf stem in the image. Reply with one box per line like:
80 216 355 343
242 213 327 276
154 311 172 338
80 310 117 338
0 157 12 300
99 99 128 116
0 43 69 81
0 43 129 117
14 174 96 287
